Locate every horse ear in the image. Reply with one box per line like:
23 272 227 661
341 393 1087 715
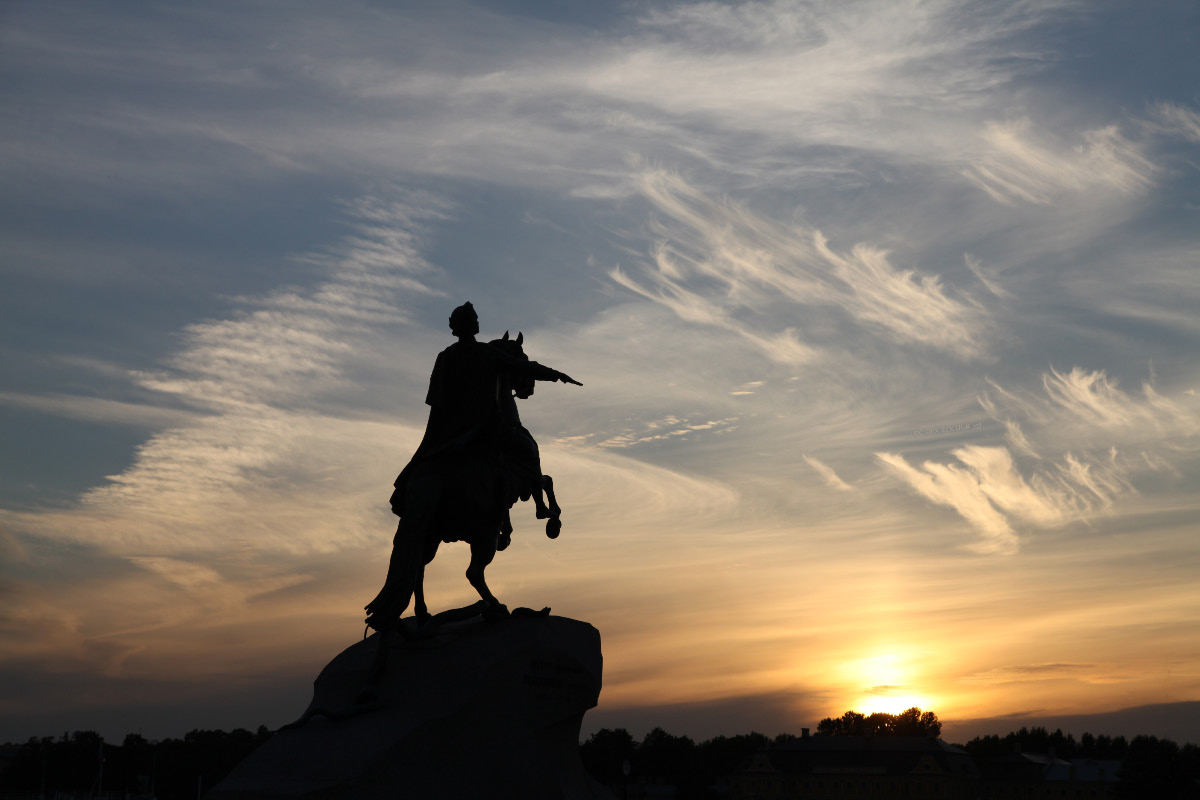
516 331 523 345
502 330 509 340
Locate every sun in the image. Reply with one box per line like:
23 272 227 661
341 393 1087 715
857 692 936 716
842 652 937 717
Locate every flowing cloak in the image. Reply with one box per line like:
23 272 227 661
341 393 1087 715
389 339 559 517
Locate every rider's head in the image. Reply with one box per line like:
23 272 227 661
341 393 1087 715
449 302 479 338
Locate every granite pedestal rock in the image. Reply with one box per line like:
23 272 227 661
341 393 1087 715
208 615 609 799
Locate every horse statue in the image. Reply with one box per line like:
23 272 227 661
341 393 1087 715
364 308 580 649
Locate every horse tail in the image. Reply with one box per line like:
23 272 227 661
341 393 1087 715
363 519 423 632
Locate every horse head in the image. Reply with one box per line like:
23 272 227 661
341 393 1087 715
492 331 535 399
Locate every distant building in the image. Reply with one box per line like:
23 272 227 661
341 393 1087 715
979 751 1120 799
730 733 979 799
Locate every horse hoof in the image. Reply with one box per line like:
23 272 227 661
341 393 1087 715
482 602 510 621
546 518 561 539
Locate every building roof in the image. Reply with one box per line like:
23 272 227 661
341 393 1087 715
1045 759 1122 783
759 736 979 779
982 752 1072 782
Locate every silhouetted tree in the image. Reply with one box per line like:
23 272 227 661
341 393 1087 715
0 731 123 796
696 732 771 786
580 727 636 788
965 726 1113 761
893 707 943 737
961 733 1005 759
1184 743 1200 781
1117 735 1200 800
1100 733 1131 760
0 726 276 799
0 736 56 795
581 729 780 799
152 726 272 799
817 710 867 736
638 727 699 786
817 707 941 738
110 732 154 797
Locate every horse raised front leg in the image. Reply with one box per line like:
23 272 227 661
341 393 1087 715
542 474 562 539
466 534 508 619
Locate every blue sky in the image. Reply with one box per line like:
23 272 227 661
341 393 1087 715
2 0 1199 744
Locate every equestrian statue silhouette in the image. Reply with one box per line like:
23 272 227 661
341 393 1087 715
363 302 581 639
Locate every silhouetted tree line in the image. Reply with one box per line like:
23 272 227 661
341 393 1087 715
5 714 1198 800
1117 735 1200 799
963 725 1130 760
0 727 273 799
580 726 793 799
963 726 1200 800
580 709 940 798
581 711 1200 800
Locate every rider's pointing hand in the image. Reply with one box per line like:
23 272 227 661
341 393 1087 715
555 371 583 386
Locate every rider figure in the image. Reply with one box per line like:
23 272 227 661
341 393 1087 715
390 302 580 519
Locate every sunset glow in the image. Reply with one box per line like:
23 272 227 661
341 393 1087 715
840 652 930 717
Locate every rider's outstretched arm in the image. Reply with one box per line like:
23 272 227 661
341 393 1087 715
489 346 582 387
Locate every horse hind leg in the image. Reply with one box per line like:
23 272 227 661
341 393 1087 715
413 560 430 626
542 474 562 539
466 534 508 619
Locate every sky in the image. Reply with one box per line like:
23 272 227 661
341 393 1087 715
1 0 1199 747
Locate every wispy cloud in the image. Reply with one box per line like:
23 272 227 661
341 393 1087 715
880 364 1198 553
1040 367 1196 435
877 443 1131 554
980 366 1199 473
962 118 1157 205
804 455 853 492
1 187 753 563
1147 102 1200 144
0 0 1085 201
963 254 1011 300
136 194 450 411
960 663 1133 687
563 415 741 451
613 169 987 360
876 449 1021 555
0 392 197 429
1 193 448 556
